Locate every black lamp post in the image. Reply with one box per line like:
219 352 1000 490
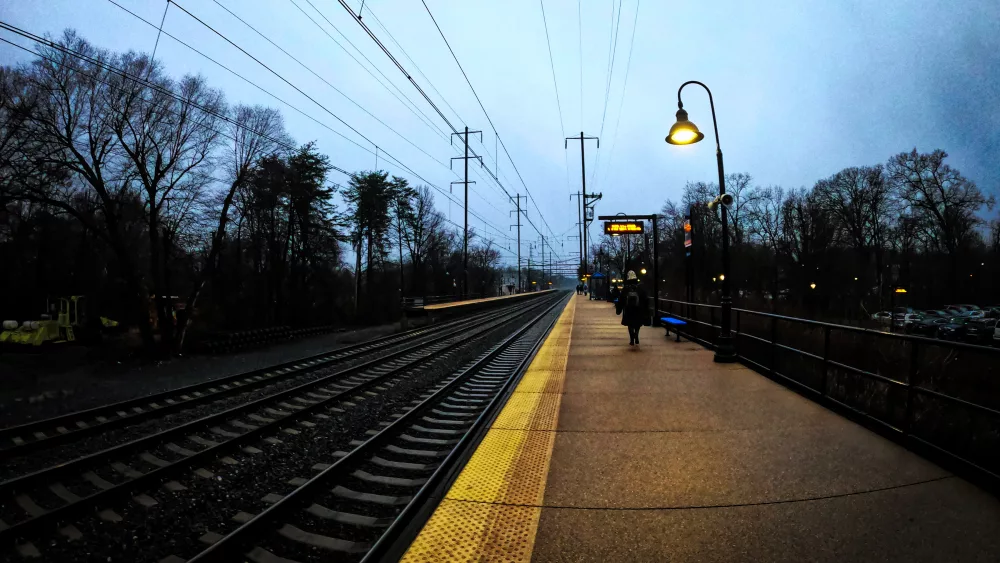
665 80 736 363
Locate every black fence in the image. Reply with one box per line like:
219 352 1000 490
658 298 1000 491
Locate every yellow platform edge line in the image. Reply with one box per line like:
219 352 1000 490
400 295 576 563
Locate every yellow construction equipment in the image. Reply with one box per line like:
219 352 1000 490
1 296 114 346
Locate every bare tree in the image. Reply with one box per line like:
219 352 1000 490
887 149 995 285
177 105 287 351
401 186 445 297
105 51 226 351
813 165 896 301
746 185 786 300
5 31 164 348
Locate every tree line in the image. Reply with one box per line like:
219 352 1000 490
0 31 504 355
593 157 997 321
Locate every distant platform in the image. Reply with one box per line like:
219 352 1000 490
422 290 556 311
401 295 1000 562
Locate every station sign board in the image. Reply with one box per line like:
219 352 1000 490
604 221 644 235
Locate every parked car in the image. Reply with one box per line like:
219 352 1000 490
995 322 1000 345
944 305 972 316
966 310 986 319
892 307 918 329
911 316 950 336
897 313 924 332
937 317 971 340
982 306 1000 319
923 309 950 318
965 318 998 344
872 311 893 326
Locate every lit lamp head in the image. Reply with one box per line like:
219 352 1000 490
665 107 705 145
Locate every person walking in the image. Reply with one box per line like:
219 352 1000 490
618 271 648 346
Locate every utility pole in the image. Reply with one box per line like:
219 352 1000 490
510 194 526 293
527 243 532 290
566 133 599 277
451 126 483 299
541 236 545 287
570 192 583 271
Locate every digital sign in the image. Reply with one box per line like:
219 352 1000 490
604 221 644 234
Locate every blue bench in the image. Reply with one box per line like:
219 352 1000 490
660 316 687 342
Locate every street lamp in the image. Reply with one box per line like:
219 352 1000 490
666 80 736 362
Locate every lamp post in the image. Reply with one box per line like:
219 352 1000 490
665 80 736 363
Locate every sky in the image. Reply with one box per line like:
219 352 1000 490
1 0 998 272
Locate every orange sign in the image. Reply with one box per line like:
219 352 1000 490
604 221 643 234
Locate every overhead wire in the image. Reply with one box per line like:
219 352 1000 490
599 0 641 190
538 0 573 201
0 25 319 167
362 6 466 130
0 19 517 260
416 0 563 260
590 0 623 191
209 0 450 171
539 0 566 139
289 0 450 142
106 1 389 167
337 0 562 264
161 1 517 246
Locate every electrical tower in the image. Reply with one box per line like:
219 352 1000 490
451 126 482 298
566 132 599 276
510 194 527 292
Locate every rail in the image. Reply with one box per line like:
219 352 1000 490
657 298 1000 491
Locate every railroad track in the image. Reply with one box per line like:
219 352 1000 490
0 292 566 561
0 297 543 471
187 293 567 563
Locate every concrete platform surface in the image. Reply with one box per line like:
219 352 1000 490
402 295 1000 562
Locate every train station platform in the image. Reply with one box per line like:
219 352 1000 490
401 294 1000 562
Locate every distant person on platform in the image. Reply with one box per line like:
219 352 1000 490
617 271 648 346
610 284 621 305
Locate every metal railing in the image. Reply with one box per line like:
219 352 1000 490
658 298 1000 491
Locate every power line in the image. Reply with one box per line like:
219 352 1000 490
0 25 306 162
0 20 517 253
362 6 466 130
599 0 641 190
538 0 565 139
106 1 385 165
578 0 584 130
288 0 450 142
590 0 623 190
336 0 563 263
416 0 562 254
208 0 450 171
168 1 396 160
159 0 513 238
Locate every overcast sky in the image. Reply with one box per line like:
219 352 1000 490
2 0 998 269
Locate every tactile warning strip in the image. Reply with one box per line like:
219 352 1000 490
401 295 576 562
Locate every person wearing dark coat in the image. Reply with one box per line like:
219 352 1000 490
618 270 648 346
610 285 621 305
